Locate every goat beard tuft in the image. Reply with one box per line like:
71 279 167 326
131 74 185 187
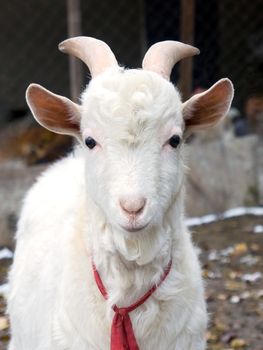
112 224 172 265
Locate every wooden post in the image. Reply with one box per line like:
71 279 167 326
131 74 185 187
179 0 195 101
66 0 82 102
256 115 263 205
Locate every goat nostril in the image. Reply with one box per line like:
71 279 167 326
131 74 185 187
120 197 146 216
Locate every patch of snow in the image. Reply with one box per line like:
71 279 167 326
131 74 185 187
253 225 263 234
207 271 222 280
223 207 248 218
230 295 240 304
207 246 237 262
186 206 263 227
186 214 217 226
0 248 13 260
240 255 260 266
208 249 219 261
241 272 262 283
194 246 202 256
0 283 9 298
220 247 234 257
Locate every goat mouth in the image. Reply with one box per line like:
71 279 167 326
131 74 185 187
121 223 149 233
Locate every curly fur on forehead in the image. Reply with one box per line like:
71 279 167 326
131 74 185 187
80 68 183 145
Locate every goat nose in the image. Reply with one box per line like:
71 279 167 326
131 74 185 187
120 197 146 216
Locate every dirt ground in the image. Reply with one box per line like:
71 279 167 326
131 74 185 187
0 214 262 350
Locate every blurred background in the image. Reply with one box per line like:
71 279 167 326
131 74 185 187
0 0 262 349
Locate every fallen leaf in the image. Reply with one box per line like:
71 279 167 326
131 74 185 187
225 280 245 291
232 243 248 256
217 293 228 301
250 243 260 252
207 331 219 343
221 330 237 344
230 338 247 348
0 316 9 331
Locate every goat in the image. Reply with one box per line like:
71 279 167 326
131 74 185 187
7 37 234 350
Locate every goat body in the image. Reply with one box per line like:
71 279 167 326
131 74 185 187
8 38 234 350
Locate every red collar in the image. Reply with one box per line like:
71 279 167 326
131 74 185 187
92 259 172 350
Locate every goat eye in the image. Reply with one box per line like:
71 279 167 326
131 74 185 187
169 135 181 148
85 137 97 149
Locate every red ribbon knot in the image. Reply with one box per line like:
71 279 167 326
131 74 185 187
92 259 172 350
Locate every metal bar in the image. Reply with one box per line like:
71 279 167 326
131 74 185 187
66 0 83 102
179 0 195 101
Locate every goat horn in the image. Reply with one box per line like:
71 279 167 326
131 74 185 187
142 41 200 80
58 36 118 78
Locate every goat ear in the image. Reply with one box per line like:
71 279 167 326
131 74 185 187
26 84 81 139
182 78 234 135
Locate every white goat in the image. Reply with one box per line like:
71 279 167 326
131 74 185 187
7 37 234 350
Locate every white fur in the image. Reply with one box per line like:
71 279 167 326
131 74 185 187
8 68 207 349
